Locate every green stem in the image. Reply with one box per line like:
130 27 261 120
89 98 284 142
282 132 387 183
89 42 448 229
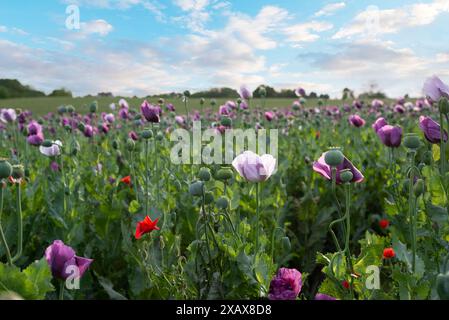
255 183 260 254
59 281 65 300
145 140 149 215
0 185 13 266
12 183 22 263
440 112 446 176
344 183 354 299
408 151 416 274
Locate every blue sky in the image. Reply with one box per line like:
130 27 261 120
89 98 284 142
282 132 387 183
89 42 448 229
1 0 449 98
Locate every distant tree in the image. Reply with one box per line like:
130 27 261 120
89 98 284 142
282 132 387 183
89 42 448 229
97 92 114 97
0 79 45 98
342 88 355 100
0 86 9 99
49 88 73 97
319 94 330 100
309 92 318 99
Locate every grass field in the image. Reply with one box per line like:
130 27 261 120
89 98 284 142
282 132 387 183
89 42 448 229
0 96 343 115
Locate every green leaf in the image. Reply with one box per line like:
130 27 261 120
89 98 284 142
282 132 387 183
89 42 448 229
128 200 140 214
98 276 127 300
23 258 55 299
392 236 425 278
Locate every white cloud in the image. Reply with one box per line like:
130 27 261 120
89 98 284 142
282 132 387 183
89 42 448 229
333 0 449 39
76 19 113 38
283 21 333 44
0 26 8 32
314 2 346 17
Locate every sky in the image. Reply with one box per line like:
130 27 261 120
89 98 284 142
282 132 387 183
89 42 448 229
1 0 449 98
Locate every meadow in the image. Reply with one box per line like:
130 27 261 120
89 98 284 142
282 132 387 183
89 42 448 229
1 80 449 301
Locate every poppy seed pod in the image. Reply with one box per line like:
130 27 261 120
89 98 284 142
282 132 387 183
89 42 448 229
0 159 13 179
439 97 449 115
258 86 267 97
204 191 214 205
340 169 354 183
221 116 232 127
183 90 191 98
216 168 233 181
189 181 204 197
11 165 25 179
200 98 206 105
134 114 142 121
112 140 119 150
67 105 75 113
77 122 86 132
42 140 53 148
403 134 421 150
216 196 229 209
141 129 153 140
324 148 344 167
156 132 164 141
64 124 72 133
126 138 135 151
90 101 98 113
158 98 165 105
198 167 211 182
413 179 425 197
211 99 217 106
71 140 80 156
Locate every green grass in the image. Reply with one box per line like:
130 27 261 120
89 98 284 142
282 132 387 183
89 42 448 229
0 96 343 116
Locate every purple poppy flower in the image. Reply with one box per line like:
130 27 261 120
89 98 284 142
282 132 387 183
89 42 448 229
371 99 384 109
315 293 337 301
313 152 364 184
0 108 17 123
226 101 237 110
128 131 139 141
219 105 231 116
394 104 405 114
175 116 185 126
295 88 306 97
239 85 253 100
27 132 44 146
265 111 275 122
268 268 302 300
27 121 42 135
166 103 175 112
50 161 60 172
419 116 448 144
376 125 402 148
343 104 351 112
372 117 388 133
45 240 93 281
119 98 129 109
348 115 365 128
232 151 276 183
104 113 115 124
141 100 160 123
119 107 129 120
84 125 94 138
353 100 363 110
240 100 249 110
423 76 449 101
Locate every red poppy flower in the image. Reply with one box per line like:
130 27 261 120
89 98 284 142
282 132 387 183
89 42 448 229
135 216 160 240
121 176 131 186
379 219 390 230
342 280 350 289
383 248 395 259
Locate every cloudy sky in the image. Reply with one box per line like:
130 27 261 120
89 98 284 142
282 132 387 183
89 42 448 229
1 0 449 98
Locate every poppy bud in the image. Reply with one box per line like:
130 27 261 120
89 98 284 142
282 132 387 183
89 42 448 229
141 129 153 140
126 138 135 151
204 191 214 205
281 236 291 252
158 98 165 105
71 140 80 156
437 272 449 300
78 122 86 132
42 140 53 148
133 120 142 127
64 124 72 133
58 105 67 114
189 181 204 197
198 167 211 182
340 169 354 183
324 148 344 167
211 99 217 106
413 179 425 196
38 118 44 125
112 140 119 150
216 168 233 181
156 132 164 141
237 98 242 104
200 98 206 105
11 165 25 179
439 97 449 115
403 134 421 150
216 196 229 209
221 116 232 127
67 105 75 113
184 90 191 98
0 159 13 179
90 101 98 113
258 86 267 97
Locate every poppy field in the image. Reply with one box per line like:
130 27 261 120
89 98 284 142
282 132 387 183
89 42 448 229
1 77 449 301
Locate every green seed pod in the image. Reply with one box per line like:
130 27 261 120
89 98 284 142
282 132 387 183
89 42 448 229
133 120 142 127
413 179 425 197
158 98 165 105
439 97 449 115
200 98 206 105
437 273 449 300
90 101 98 113
77 122 85 132
58 105 67 114
11 165 25 180
210 99 217 106
67 105 75 113
216 168 233 181
324 148 344 167
258 86 267 97
221 117 232 127
38 118 45 125
112 140 119 150
198 167 211 182
134 114 142 121
403 134 421 150
126 138 135 151
184 90 191 98
42 140 53 148
71 140 80 156
0 159 13 179
141 129 153 140
216 196 229 209
281 236 291 252
340 169 354 183
156 132 164 141
237 98 242 105
204 191 214 205
64 124 72 133
189 181 204 197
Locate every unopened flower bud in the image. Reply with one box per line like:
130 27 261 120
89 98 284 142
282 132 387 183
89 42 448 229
439 97 449 115
200 98 206 105
71 140 80 156
183 90 191 98
112 140 119 150
413 179 425 197
126 138 135 151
